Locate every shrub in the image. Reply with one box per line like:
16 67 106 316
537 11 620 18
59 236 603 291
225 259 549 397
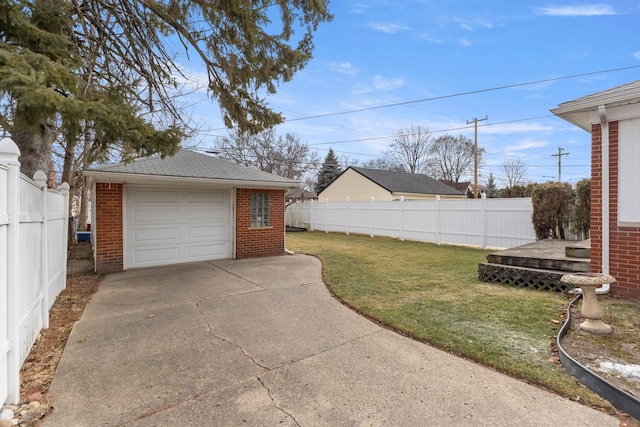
570 179 590 239
531 182 572 239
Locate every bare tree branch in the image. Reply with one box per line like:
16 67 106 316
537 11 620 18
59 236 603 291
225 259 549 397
385 125 433 174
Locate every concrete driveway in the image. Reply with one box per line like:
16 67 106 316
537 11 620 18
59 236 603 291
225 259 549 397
44 255 617 426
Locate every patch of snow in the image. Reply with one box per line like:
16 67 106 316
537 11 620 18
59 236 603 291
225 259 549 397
596 359 640 383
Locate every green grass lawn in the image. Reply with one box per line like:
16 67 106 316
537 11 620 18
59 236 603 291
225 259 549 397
286 231 611 410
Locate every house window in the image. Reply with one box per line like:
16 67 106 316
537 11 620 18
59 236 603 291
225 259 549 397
618 118 640 225
251 193 270 227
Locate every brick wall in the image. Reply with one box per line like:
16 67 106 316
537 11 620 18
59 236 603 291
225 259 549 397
95 182 123 273
591 121 640 298
235 188 285 259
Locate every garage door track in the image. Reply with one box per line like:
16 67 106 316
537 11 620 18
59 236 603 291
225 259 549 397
44 255 617 426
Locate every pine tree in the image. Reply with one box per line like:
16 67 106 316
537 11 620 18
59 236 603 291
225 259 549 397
484 172 500 198
1 0 333 179
315 148 342 195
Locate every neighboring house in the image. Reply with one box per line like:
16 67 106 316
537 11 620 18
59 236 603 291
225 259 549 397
285 187 317 203
439 180 484 197
318 166 465 202
83 150 299 273
552 80 640 298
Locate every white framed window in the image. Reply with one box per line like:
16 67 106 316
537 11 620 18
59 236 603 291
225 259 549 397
251 193 270 227
618 118 640 225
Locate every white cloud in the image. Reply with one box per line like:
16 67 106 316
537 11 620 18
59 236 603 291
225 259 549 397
173 66 209 94
503 138 549 157
328 61 359 75
454 17 494 31
634 51 640 60
534 4 617 16
371 75 404 91
368 22 411 33
458 38 473 47
419 32 444 43
349 3 368 14
484 123 555 135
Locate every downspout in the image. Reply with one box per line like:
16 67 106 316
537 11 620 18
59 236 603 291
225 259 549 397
598 105 611 294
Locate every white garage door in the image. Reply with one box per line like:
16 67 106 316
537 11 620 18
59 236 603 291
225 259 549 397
125 186 232 269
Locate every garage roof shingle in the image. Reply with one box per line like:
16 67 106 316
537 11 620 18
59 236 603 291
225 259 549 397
86 150 299 186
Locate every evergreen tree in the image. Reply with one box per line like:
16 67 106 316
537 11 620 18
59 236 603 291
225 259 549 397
315 148 342 195
484 172 500 198
0 0 333 179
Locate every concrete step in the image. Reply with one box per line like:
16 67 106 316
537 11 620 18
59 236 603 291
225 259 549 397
565 239 591 259
485 253 590 273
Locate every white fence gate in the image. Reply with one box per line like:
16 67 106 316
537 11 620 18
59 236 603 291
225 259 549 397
286 196 537 250
1 137 69 405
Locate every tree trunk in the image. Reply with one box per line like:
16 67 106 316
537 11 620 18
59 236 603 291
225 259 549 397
12 112 56 186
78 123 94 231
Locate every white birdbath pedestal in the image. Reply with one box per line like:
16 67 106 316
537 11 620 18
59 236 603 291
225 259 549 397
561 272 615 335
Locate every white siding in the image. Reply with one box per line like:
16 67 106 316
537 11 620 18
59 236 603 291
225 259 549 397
619 118 640 224
319 169 393 202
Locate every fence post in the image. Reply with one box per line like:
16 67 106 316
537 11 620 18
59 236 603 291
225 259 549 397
324 198 328 233
481 193 487 249
34 171 49 329
370 197 374 238
400 196 405 241
309 199 314 232
435 195 441 245
345 197 350 236
59 183 70 282
0 137 21 404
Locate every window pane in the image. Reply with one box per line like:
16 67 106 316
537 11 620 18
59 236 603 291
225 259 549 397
251 193 270 227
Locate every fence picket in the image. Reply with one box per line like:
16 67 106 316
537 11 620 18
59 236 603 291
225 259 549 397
0 138 69 405
285 197 538 250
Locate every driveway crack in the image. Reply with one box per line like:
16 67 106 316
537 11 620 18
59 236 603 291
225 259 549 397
257 376 301 427
194 303 270 370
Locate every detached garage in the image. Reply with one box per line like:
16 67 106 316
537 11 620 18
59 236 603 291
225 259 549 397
84 150 299 273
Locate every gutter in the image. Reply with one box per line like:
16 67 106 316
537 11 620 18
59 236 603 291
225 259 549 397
598 105 610 276
82 170 299 190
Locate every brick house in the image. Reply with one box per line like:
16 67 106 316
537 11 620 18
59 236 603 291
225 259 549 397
552 80 640 298
83 150 299 273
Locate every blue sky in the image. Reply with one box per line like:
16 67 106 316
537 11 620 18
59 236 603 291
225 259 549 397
183 1 640 188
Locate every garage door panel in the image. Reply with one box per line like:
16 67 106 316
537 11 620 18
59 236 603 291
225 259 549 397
129 207 180 223
133 247 181 264
187 243 229 258
131 226 181 243
125 186 232 269
186 207 226 221
186 225 227 239
186 191 226 204
130 189 180 205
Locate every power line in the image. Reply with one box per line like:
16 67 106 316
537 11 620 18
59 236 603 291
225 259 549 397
282 65 640 123
309 115 553 146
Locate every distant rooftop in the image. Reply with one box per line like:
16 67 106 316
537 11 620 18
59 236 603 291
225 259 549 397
349 167 464 196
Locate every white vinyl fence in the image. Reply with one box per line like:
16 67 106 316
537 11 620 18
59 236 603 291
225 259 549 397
286 196 537 250
1 137 69 405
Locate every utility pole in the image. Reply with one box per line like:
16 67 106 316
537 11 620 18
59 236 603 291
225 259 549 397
551 147 569 182
466 116 488 198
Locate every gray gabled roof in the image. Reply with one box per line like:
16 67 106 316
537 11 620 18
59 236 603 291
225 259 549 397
349 167 464 196
84 150 300 188
551 80 640 131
